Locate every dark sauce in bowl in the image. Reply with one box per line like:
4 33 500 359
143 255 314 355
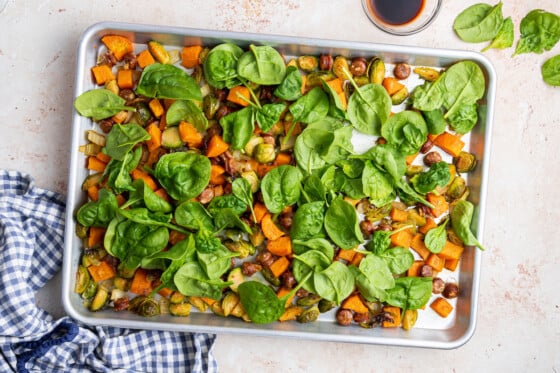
370 0 425 25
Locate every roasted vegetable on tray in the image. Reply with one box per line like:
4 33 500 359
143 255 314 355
73 34 485 330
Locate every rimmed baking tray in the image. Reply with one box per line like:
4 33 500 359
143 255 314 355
62 21 495 349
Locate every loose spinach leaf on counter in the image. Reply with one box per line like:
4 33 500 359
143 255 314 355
74 89 135 121
513 9 560 56
104 123 150 161
261 165 303 213
237 45 286 85
451 200 485 250
136 63 202 101
482 16 514 52
347 83 392 135
154 152 211 201
453 2 504 43
324 197 363 249
165 100 208 131
542 54 560 86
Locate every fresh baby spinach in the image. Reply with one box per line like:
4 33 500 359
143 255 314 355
165 100 208 131
377 247 415 275
220 106 254 150
347 83 392 136
324 197 363 249
74 89 135 121
203 43 244 89
136 63 202 101
289 87 329 124
411 161 451 194
382 110 428 156
174 261 232 300
424 219 448 254
274 65 303 101
421 109 447 135
361 161 395 207
447 103 479 134
174 201 215 231
451 200 485 250
513 9 560 56
237 281 286 324
76 188 118 227
292 249 332 293
351 254 394 302
122 179 173 213
154 152 211 201
290 201 326 241
237 45 287 85
261 165 303 213
542 54 560 86
104 147 142 193
313 261 355 304
207 194 248 216
453 2 504 43
440 61 486 119
482 16 514 52
292 237 334 259
385 276 433 311
232 178 257 223
104 123 150 161
255 103 286 133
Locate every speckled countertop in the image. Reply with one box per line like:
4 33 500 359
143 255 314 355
1 0 559 371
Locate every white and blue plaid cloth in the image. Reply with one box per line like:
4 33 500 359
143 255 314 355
0 170 217 372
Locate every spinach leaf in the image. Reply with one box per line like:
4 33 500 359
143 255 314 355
274 65 303 101
103 147 142 193
411 80 444 112
321 125 354 165
237 45 286 85
411 161 451 194
313 261 355 304
542 54 560 86
255 103 286 133
294 127 333 174
448 103 478 134
237 281 286 324
482 16 514 52
381 110 427 156
320 166 346 195
290 201 325 241
154 152 211 201
104 216 169 270
354 143 406 182
347 83 392 135
213 208 252 234
197 240 239 279
385 277 433 310
377 247 414 275
425 219 448 253
292 237 334 259
451 200 484 250
165 100 208 131
365 229 391 255
300 174 326 203
74 89 135 121
292 249 331 293
352 254 394 302
361 162 395 207
324 198 363 249
513 9 560 56
207 194 247 216
174 261 232 300
76 188 118 227
395 179 433 208
175 201 215 231
321 79 347 120
440 61 486 119
453 2 504 43
104 124 150 161
261 165 303 213
338 159 365 179
220 106 254 150
421 109 446 136
117 208 180 233
232 178 256 223
123 179 172 213
289 87 329 124
203 43 244 89
136 63 202 101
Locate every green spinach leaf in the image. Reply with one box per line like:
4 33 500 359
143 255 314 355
513 9 560 56
232 178 257 223
347 83 392 135
292 249 331 294
237 45 286 85
174 261 232 300
104 123 150 161
74 89 135 121
451 200 484 250
453 2 504 43
203 43 244 89
274 65 303 101
381 110 427 156
154 152 211 201
255 103 286 133
136 63 202 101
289 87 329 124
542 54 560 86
352 254 394 302
261 165 303 213
411 161 451 194
175 201 215 231
482 16 514 52
324 198 363 249
361 161 395 207
425 219 448 253
385 277 433 310
76 188 118 227
290 201 325 241
122 178 173 213
313 261 355 304
237 281 286 324
447 103 478 134
440 61 486 119
165 100 208 131
220 106 254 150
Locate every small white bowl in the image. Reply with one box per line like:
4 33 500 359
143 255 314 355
362 0 442 36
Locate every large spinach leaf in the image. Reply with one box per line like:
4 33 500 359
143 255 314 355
76 188 118 227
513 9 560 56
136 63 202 101
261 165 303 213
440 61 486 119
324 198 363 249
290 201 325 241
175 201 215 231
482 16 514 52
289 87 329 124
361 161 395 207
451 200 484 250
347 83 392 135
352 254 394 302
453 2 504 43
203 43 244 89
385 277 433 310
165 100 208 131
313 261 355 304
292 249 332 293
237 45 286 85
542 54 560 86
174 261 232 300
104 123 150 161
411 161 451 194
220 106 254 150
274 65 303 101
74 89 135 121
154 152 211 201
448 103 478 134
122 178 172 213
381 110 427 156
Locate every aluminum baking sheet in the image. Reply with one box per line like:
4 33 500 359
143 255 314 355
62 21 495 349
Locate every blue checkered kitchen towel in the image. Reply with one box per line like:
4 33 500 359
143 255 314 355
0 170 217 373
